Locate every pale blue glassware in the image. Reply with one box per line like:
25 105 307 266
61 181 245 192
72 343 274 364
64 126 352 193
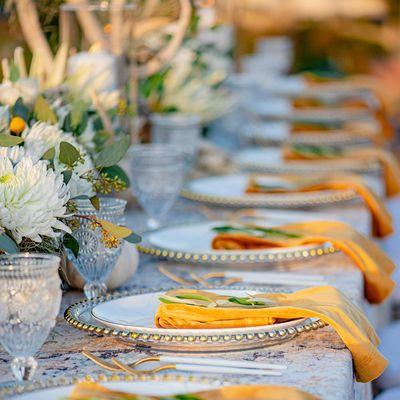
129 144 185 229
67 198 127 299
0 254 62 381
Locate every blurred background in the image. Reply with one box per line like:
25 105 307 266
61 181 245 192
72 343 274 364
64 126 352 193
1 0 400 115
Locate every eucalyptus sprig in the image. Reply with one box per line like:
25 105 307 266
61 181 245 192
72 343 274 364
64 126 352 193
212 225 301 239
291 143 343 158
159 293 273 309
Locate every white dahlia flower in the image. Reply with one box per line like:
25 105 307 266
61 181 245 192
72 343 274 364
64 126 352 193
0 156 70 243
23 122 95 198
0 146 25 164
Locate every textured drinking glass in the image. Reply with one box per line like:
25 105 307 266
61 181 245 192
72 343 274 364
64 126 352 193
0 254 62 381
150 113 201 170
129 144 185 229
67 198 127 299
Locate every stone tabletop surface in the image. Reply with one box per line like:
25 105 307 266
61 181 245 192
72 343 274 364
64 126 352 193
0 200 375 400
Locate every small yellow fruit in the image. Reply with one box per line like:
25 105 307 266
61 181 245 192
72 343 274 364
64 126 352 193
9 116 26 135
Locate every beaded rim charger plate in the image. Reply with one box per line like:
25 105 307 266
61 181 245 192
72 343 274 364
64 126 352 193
0 373 225 399
65 288 325 352
137 221 335 265
233 148 379 175
181 173 359 208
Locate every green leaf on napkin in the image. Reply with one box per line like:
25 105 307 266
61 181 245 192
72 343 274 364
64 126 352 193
212 225 301 239
228 297 266 306
291 143 343 158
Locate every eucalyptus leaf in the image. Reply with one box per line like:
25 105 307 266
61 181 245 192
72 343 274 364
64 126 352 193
34 96 57 124
95 136 130 168
13 98 29 120
63 233 79 258
59 141 80 167
42 147 55 161
102 165 130 187
62 170 72 185
124 231 142 244
228 297 266 306
212 225 301 239
0 134 24 147
292 143 343 158
90 196 100 211
0 233 19 254
175 293 213 302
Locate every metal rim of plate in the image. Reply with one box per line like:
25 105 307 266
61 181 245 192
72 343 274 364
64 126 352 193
64 287 326 351
138 229 337 265
0 372 230 398
180 186 359 208
233 157 380 175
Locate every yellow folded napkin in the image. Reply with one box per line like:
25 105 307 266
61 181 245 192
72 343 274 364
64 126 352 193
69 382 319 400
155 286 387 383
283 144 400 197
211 220 395 304
246 174 394 238
290 121 385 146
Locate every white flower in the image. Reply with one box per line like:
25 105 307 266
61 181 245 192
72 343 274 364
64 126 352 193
66 51 120 109
0 78 40 106
0 156 70 243
23 122 95 198
0 146 25 164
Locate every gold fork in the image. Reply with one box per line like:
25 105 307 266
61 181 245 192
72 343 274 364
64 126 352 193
158 265 242 287
82 350 160 372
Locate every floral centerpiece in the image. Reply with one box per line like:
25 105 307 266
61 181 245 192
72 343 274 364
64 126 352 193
0 56 140 258
139 10 235 123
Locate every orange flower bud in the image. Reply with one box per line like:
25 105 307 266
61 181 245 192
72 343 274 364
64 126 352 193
9 116 26 135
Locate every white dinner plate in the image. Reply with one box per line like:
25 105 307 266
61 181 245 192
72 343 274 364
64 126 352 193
65 289 324 351
241 121 372 147
245 99 370 123
4 376 222 399
138 220 334 265
233 147 380 176
181 173 359 208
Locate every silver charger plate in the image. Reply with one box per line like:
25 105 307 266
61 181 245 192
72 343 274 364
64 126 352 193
245 98 371 123
241 121 372 147
64 288 325 352
233 148 380 175
181 173 359 209
137 220 335 265
0 373 225 399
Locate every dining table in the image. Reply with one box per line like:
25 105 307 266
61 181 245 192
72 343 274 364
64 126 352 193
0 195 387 400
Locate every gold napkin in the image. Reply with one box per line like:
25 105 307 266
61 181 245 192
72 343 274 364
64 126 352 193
211 220 395 304
155 286 387 383
283 145 400 197
69 382 319 400
246 174 393 238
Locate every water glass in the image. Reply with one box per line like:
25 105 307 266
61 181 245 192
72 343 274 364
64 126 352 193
0 254 62 381
150 113 201 171
67 198 127 299
129 144 185 229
